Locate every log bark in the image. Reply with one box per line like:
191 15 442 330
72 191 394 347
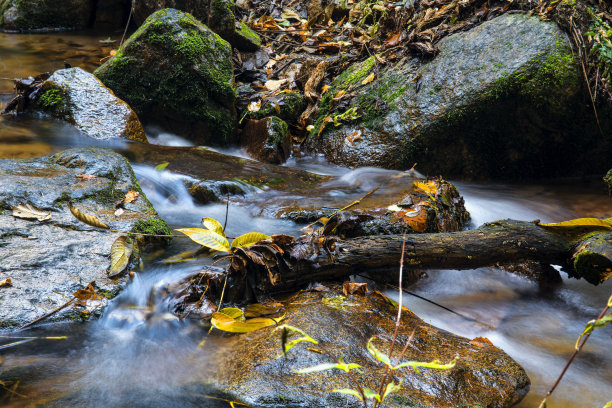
218 220 612 303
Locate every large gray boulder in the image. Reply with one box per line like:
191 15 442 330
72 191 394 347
95 8 237 146
0 0 94 32
0 148 171 328
37 68 148 143
307 13 603 179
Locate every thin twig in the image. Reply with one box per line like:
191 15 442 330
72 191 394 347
223 192 230 232
120 0 134 47
539 295 611 406
16 298 75 331
373 234 406 408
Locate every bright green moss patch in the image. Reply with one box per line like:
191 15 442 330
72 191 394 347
130 217 173 245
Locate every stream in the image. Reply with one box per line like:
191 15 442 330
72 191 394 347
1 31 611 408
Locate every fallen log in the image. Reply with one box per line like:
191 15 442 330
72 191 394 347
202 219 612 305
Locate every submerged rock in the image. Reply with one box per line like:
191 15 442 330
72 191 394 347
0 148 171 328
241 116 292 164
308 13 602 179
133 0 261 51
212 288 530 407
95 8 237 145
0 0 94 32
37 68 147 143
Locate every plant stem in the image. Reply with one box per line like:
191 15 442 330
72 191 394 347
539 295 611 406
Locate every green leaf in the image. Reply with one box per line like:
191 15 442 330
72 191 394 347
602 400 612 408
202 217 226 237
363 388 381 402
154 162 169 171
332 389 363 401
382 381 402 400
367 336 392 367
576 313 612 348
276 325 318 356
176 228 230 253
295 363 342 374
109 236 133 277
394 357 457 372
231 232 271 249
211 311 282 333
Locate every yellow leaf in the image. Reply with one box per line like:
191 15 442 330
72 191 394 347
361 72 375 85
69 202 109 229
122 190 139 204
413 180 438 196
247 100 261 113
539 218 612 230
231 232 271 249
211 311 283 333
202 217 226 237
12 203 51 221
0 278 12 288
321 84 331 94
219 307 244 320
109 236 133 277
176 228 230 253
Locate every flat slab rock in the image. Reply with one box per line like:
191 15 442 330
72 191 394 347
212 288 530 408
0 148 167 328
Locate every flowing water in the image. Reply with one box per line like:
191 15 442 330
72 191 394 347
1 31 611 407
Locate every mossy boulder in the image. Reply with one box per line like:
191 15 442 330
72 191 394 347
212 288 530 407
0 148 170 328
308 13 604 179
36 68 147 143
95 8 237 146
132 0 261 51
0 0 94 32
241 116 292 164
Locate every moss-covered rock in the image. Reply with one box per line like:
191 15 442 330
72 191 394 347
308 14 604 179
36 68 147 143
132 0 261 51
95 8 237 145
604 168 612 194
241 116 292 164
0 0 94 32
242 91 307 123
211 288 530 407
0 147 170 328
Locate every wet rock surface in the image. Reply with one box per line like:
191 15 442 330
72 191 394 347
308 13 602 179
0 148 170 328
213 288 530 407
0 0 94 32
241 116 292 164
95 8 237 146
37 68 147 143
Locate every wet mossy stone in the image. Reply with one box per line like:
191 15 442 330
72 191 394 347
308 13 604 179
0 0 94 32
241 116 291 164
94 8 237 146
37 68 147 143
132 0 261 51
0 147 169 328
212 288 530 407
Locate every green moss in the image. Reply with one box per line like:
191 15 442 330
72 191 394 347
266 116 288 146
36 87 71 120
130 217 173 245
236 21 261 46
247 91 306 122
603 169 612 194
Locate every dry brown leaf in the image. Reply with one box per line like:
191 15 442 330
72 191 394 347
304 60 329 102
470 337 494 348
123 190 139 204
395 208 428 233
344 129 362 145
68 202 110 229
0 278 12 288
75 174 97 181
73 284 102 305
12 203 51 221
342 281 368 296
